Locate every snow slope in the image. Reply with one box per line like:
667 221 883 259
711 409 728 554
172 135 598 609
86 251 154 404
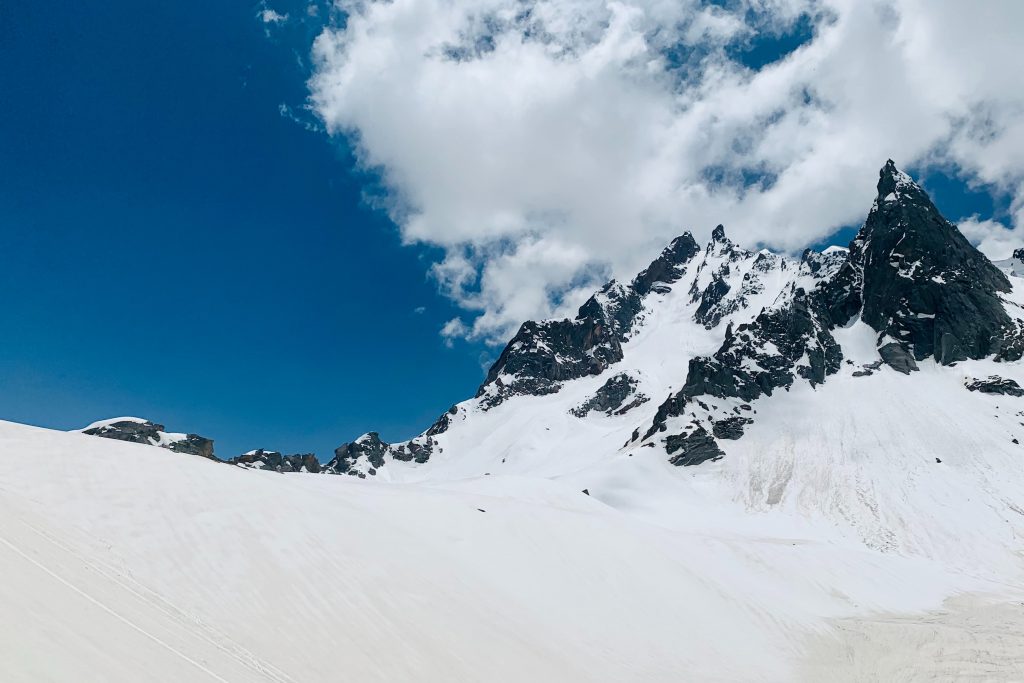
2 419 1018 682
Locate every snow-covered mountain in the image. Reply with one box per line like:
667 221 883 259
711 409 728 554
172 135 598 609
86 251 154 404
306 160 1024 578
5 160 1024 681
329 161 1024 483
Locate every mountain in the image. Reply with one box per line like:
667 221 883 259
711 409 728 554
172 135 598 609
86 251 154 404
308 161 1024 591
331 161 1024 483
20 160 1024 680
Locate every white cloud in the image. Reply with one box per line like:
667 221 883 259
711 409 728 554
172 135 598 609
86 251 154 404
440 318 470 348
260 8 289 24
958 219 1016 260
309 0 1024 343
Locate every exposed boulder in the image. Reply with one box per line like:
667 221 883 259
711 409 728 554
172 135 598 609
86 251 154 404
965 376 1024 397
878 343 918 375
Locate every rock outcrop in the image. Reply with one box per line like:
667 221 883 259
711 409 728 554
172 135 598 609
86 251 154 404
571 373 648 417
80 418 216 460
229 449 321 473
965 376 1024 397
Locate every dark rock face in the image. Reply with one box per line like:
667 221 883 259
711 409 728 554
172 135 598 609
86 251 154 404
571 373 648 417
426 405 459 436
665 425 725 466
693 270 732 328
712 416 752 440
229 449 321 473
633 233 703 296
681 287 841 405
831 160 1011 370
476 313 623 406
477 233 700 407
82 419 216 460
965 376 1024 397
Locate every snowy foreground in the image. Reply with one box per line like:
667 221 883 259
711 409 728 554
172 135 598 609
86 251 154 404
1 409 1023 682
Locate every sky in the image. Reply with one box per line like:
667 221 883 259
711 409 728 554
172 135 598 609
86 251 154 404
1 0 1021 460
0 1 488 457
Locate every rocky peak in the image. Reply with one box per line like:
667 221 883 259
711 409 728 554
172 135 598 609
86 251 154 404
689 226 788 329
633 232 700 295
875 158 916 201
840 160 1012 368
640 160 1017 462
475 231 701 407
705 224 740 258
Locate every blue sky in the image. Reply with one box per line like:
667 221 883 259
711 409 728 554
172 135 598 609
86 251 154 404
0 1 1016 459
0 1 487 457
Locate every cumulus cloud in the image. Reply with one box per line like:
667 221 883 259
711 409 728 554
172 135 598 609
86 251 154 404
309 0 1024 343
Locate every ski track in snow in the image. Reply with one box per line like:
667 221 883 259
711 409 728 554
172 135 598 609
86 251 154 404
0 490 295 683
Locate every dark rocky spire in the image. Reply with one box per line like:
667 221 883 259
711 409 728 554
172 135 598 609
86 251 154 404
844 160 1011 368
